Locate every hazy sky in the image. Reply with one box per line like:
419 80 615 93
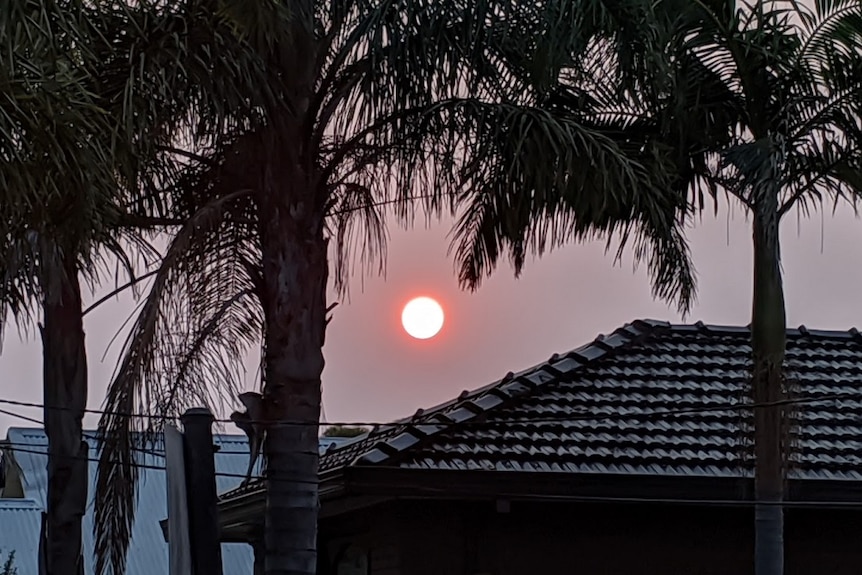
2 200 862 435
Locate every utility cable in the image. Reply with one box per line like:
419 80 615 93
4 444 859 510
1 391 861 428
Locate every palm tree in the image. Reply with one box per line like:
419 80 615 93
0 4 131 573
678 3 860 572
94 2 697 575
579 1 862 572
1 2 275 573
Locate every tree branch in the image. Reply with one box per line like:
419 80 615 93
155 145 217 166
118 214 185 228
82 269 159 317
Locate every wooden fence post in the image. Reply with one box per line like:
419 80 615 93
181 407 223 575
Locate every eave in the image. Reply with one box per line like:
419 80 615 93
218 467 862 542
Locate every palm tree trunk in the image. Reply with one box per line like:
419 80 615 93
259 166 328 575
257 4 323 572
40 248 88 575
751 206 786 575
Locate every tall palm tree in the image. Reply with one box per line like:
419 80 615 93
0 4 133 573
1 2 276 573
579 1 862 572
678 3 860 572
94 2 697 575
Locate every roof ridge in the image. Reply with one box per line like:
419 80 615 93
661 320 862 341
346 319 669 467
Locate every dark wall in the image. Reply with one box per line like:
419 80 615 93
320 499 862 575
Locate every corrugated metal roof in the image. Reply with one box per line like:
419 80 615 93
0 429 343 574
314 320 862 483
2 428 255 575
1 429 350 574
0 499 42 575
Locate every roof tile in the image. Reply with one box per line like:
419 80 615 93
319 320 862 484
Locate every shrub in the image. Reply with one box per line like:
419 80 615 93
0 550 16 575
322 425 368 438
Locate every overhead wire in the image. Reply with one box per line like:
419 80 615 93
0 404 328 459
3 442 861 510
0 406 42 425
3 388 861 464
3 388 861 463
0 443 287 484
3 392 862 462
354 482 862 510
4 396 862 508
1 391 861 428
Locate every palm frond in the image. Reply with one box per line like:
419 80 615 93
306 1 704 312
94 189 262 575
0 0 132 335
327 182 388 296
441 98 696 313
794 0 862 71
780 135 862 215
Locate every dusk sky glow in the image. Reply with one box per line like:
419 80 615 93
2 200 862 434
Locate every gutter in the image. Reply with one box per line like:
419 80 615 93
218 468 354 540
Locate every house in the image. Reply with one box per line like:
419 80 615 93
218 319 862 575
0 427 347 574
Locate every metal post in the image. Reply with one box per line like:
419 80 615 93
181 407 223 575
165 425 192 575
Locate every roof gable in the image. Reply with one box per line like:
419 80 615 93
320 319 862 482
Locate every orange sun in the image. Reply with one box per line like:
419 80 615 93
401 297 444 339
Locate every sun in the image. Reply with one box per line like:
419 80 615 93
401 297 445 340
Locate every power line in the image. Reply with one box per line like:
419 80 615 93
5 444 861 510
0 397 180 421
1 391 861 429
3 443 313 485
4 444 166 473
3 392 860 468
0 407 42 425
5 438 322 469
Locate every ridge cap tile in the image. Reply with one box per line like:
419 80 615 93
571 343 608 362
600 332 631 349
805 328 856 340
634 318 671 330
549 356 584 374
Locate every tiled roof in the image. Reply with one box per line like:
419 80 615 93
213 436 353 501
319 319 862 482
